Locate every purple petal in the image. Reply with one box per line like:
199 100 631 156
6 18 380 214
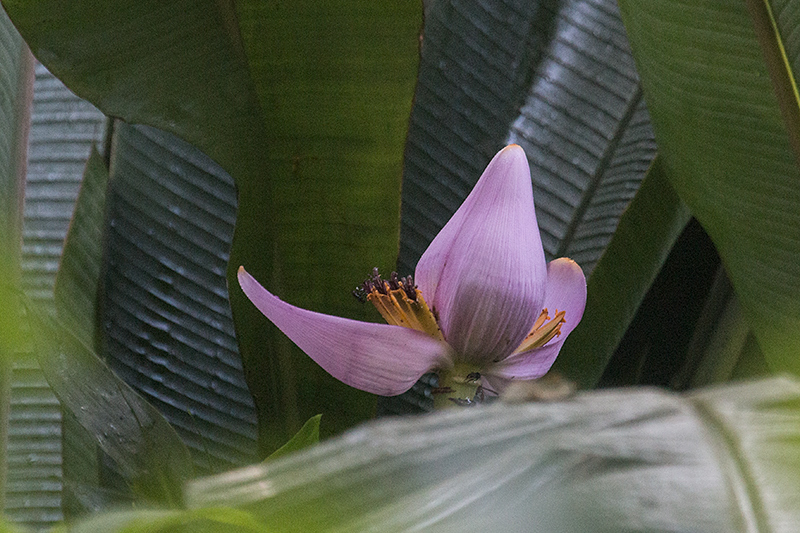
489 258 586 380
414 145 547 364
238 267 453 396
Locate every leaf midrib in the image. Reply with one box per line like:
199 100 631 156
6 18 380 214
555 83 644 259
691 399 763 533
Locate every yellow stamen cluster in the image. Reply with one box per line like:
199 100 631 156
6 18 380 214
513 308 566 353
360 270 444 341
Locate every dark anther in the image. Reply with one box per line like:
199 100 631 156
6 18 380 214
352 287 367 303
400 275 417 300
363 267 387 295
465 372 482 383
388 271 401 291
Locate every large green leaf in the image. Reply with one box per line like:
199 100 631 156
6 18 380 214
616 0 800 375
53 147 114 515
99 122 258 470
186 377 800 532
229 0 421 451
0 0 265 183
2 0 422 453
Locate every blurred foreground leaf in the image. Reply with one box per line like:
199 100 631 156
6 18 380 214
55 507 266 533
186 377 800 532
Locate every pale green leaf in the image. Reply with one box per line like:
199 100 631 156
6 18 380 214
187 377 800 532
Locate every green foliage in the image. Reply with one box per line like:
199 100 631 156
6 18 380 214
553 158 691 387
2 0 422 452
26 307 194 506
3 0 800 530
228 0 421 451
264 415 321 463
618 0 800 375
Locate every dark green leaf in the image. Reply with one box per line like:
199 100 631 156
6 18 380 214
54 144 111 516
99 122 258 470
26 307 194 507
54 146 107 341
617 0 800 375
187 377 800 532
0 0 266 184
264 415 320 463
552 157 690 387
229 0 421 452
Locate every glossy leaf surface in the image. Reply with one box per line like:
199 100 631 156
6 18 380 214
100 122 258 470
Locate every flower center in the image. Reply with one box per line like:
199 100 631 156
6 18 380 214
354 268 444 341
513 308 566 353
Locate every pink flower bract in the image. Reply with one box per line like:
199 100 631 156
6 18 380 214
238 145 586 396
